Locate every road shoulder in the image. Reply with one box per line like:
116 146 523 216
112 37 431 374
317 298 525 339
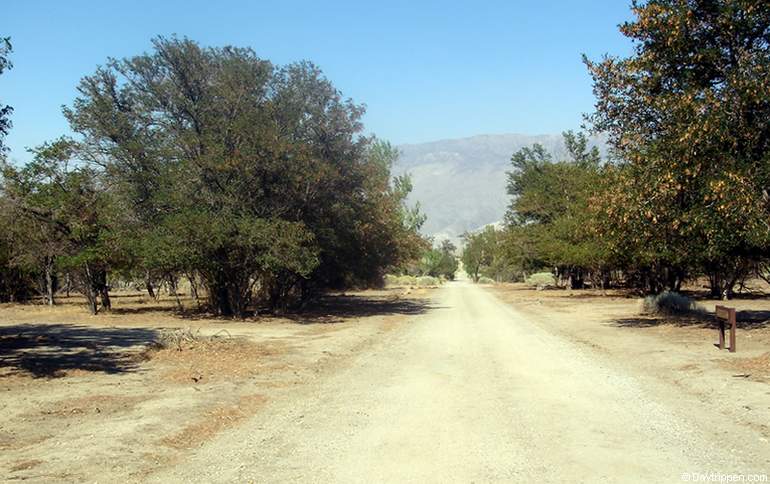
486 283 770 472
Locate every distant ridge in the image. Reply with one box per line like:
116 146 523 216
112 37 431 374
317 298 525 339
396 133 607 242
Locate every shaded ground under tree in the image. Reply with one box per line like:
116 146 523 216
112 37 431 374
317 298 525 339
0 324 157 378
611 309 770 331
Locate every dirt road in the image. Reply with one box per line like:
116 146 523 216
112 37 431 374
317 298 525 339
156 279 768 483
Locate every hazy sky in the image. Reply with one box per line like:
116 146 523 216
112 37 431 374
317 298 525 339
1 0 634 163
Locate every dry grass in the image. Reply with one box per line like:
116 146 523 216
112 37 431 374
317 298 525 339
160 394 267 450
149 327 236 351
149 336 285 384
0 293 204 328
724 352 770 382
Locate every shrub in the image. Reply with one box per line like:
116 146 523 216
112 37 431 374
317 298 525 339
384 275 419 287
416 276 440 286
640 291 701 316
384 274 400 286
525 272 556 288
150 327 232 351
397 275 418 286
477 276 495 284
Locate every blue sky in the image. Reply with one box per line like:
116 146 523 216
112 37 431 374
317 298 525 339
1 0 634 163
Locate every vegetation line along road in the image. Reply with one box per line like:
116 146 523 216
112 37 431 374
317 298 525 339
461 3 770 297
3 1 770 316
1 1 769 482
0 37 427 315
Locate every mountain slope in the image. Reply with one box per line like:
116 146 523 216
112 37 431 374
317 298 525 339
396 133 606 241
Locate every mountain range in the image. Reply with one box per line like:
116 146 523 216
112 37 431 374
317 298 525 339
395 133 607 243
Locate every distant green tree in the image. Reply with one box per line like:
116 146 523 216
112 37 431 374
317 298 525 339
504 131 608 288
438 240 459 280
461 233 482 283
461 226 520 283
461 227 499 283
418 240 458 280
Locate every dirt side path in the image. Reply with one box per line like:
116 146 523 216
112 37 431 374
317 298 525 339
155 281 766 483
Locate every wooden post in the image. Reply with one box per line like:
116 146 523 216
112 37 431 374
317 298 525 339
718 319 725 350
715 305 737 353
728 307 736 353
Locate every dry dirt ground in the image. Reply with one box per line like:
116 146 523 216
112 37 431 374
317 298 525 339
490 283 770 416
0 288 432 481
1 281 769 482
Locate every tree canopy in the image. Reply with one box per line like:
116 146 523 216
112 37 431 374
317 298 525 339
468 1 770 297
585 0 770 295
0 37 425 314
502 131 607 288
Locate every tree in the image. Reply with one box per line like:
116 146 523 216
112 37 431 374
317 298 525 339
0 196 36 303
504 131 608 288
418 240 458 280
437 240 459 280
461 227 500 283
585 0 770 296
0 36 28 302
56 36 424 316
1 139 116 313
461 232 483 283
0 36 11 154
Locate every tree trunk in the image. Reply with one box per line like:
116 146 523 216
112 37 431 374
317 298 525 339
167 274 182 310
85 290 99 315
83 264 99 315
145 271 157 300
186 272 199 301
213 283 234 317
569 267 584 290
45 267 55 306
707 270 723 299
100 285 111 311
98 270 111 311
43 256 56 306
202 266 252 317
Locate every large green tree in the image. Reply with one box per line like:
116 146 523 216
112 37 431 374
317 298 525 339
585 0 770 296
56 36 422 315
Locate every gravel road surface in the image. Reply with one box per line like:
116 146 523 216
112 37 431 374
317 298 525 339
155 279 764 483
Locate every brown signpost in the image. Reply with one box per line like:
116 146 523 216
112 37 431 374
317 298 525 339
715 305 736 353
